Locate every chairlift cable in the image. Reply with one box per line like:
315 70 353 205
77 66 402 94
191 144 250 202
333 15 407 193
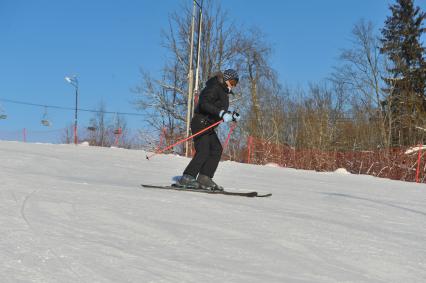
0 98 147 117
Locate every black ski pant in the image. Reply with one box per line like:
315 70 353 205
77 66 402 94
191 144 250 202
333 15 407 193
183 131 223 178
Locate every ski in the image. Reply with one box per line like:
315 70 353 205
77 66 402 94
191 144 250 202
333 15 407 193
141 184 272 198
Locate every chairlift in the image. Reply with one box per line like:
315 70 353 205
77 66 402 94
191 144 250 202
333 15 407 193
41 107 52 127
0 105 7 120
112 113 123 135
114 127 122 135
87 126 97 132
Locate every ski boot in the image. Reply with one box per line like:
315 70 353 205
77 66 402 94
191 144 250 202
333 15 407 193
176 174 201 189
197 174 224 191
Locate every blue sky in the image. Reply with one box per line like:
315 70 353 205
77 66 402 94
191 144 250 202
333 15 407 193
0 0 425 142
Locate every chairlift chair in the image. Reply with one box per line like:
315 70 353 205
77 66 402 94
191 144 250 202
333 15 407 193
0 105 6 119
112 113 123 135
114 127 122 135
41 119 51 126
41 107 52 127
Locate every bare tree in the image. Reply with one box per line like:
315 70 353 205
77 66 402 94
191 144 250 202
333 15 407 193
331 20 388 148
133 1 282 152
86 101 108 146
82 102 129 147
291 83 346 150
133 1 241 139
61 123 74 144
233 28 282 142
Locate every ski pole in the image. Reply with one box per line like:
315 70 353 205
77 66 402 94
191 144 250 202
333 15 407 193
223 110 239 151
223 122 237 151
146 120 223 160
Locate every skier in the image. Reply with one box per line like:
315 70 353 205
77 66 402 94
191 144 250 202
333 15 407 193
176 69 241 190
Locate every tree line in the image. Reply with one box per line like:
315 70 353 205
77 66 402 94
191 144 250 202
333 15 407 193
132 0 426 153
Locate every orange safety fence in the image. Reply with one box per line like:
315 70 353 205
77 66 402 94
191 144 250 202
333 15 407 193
240 136 425 183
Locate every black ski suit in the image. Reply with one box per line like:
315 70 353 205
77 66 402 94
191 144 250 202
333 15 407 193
183 72 230 178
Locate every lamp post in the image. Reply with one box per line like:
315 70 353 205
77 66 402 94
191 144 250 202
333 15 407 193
65 75 79 145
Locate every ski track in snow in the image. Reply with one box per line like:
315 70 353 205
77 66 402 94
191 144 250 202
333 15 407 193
18 188 83 282
20 189 38 228
0 141 425 283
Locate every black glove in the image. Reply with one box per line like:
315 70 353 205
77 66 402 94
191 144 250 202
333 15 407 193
232 111 241 122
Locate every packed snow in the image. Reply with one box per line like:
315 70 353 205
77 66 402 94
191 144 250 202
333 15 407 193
0 141 425 283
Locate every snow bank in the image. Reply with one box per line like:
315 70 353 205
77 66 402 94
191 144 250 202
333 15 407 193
405 145 426 154
334 167 351 174
265 162 281 168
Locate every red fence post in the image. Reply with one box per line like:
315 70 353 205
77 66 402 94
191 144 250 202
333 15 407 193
247 136 253 164
416 144 422 183
156 127 167 152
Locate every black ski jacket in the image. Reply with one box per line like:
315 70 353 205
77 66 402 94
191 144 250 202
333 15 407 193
192 72 230 134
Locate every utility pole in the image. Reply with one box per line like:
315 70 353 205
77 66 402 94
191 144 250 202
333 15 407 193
185 0 203 157
193 0 203 120
185 0 197 157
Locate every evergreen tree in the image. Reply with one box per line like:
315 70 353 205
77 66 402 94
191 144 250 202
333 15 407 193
380 0 426 146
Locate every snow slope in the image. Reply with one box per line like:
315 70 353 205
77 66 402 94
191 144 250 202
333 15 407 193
0 141 425 283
